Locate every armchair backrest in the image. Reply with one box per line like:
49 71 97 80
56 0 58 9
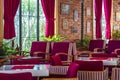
107 40 120 54
89 40 105 51
30 41 50 57
51 42 73 61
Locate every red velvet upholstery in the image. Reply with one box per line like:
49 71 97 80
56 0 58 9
76 40 105 57
107 40 120 54
74 60 104 71
66 62 79 78
30 41 49 57
51 42 72 61
92 40 120 57
0 72 32 80
89 40 105 52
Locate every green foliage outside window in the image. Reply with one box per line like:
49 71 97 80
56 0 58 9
14 0 45 55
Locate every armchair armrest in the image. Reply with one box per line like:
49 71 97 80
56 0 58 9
74 51 92 60
94 48 105 52
55 53 73 65
33 51 49 56
114 48 120 54
55 53 73 60
33 51 50 61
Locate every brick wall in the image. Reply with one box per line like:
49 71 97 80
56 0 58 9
58 0 120 41
58 0 93 41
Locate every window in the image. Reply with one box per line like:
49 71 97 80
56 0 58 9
101 4 106 40
14 0 45 53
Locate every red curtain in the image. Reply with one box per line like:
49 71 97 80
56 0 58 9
94 0 102 39
4 0 20 39
104 0 112 39
41 0 55 37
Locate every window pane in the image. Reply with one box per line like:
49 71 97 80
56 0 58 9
39 18 45 38
14 8 20 46
22 38 36 52
29 17 37 37
14 0 45 53
39 1 45 38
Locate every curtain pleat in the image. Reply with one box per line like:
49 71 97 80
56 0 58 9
41 0 55 37
104 0 112 39
4 0 20 39
94 0 102 39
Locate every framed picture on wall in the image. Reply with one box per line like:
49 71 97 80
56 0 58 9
73 9 78 21
61 3 70 14
86 21 91 33
62 19 68 29
116 12 120 21
86 7 91 16
71 27 78 33
113 26 119 31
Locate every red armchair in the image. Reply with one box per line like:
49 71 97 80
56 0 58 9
51 42 73 65
92 40 120 57
75 40 105 58
11 41 50 64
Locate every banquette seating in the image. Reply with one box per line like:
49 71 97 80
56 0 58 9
75 60 108 80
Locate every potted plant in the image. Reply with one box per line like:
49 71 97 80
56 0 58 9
75 35 91 50
41 34 67 42
0 40 17 57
